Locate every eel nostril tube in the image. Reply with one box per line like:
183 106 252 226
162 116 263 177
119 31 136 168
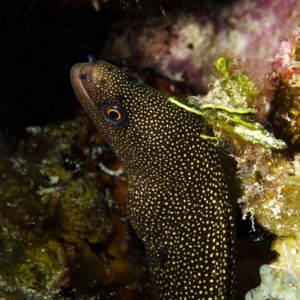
87 55 96 63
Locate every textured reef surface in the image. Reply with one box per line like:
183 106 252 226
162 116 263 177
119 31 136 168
242 29 300 300
168 45 300 299
103 0 300 94
1 0 300 299
0 119 153 299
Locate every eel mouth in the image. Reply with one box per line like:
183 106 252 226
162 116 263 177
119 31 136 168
70 62 92 104
70 60 108 133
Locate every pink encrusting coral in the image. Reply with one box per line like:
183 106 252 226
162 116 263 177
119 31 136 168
227 0 300 77
270 29 300 146
272 29 300 86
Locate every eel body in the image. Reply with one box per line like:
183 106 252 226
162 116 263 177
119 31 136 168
70 60 236 299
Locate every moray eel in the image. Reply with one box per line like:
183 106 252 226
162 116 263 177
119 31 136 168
70 59 236 299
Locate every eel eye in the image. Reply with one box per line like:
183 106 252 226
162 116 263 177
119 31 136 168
101 104 127 125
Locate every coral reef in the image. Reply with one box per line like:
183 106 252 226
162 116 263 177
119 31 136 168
1 0 300 298
242 29 300 300
271 28 300 147
103 0 300 92
0 118 153 299
245 264 300 300
169 49 300 299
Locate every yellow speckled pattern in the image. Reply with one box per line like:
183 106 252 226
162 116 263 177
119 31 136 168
71 60 236 299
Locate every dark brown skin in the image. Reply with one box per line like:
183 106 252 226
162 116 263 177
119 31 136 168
70 60 236 299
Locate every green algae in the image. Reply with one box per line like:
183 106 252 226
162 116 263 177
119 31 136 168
215 55 233 78
215 55 259 106
17 240 68 292
169 56 286 150
168 96 286 150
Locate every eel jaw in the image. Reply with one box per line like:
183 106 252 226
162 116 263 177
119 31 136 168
70 63 92 105
70 62 104 133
